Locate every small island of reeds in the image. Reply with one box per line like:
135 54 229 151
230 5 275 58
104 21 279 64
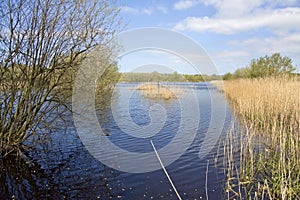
137 83 181 100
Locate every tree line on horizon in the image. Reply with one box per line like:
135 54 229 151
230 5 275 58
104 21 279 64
119 71 222 82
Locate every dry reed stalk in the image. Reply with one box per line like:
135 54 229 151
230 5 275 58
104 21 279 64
214 77 300 199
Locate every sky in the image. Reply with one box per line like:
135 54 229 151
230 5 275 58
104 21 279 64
116 0 300 75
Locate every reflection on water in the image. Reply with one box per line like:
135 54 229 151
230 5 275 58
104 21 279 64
0 82 232 199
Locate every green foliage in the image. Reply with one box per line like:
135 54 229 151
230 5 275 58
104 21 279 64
94 63 121 112
249 53 295 78
119 71 186 82
183 74 205 82
223 72 233 80
0 0 121 155
119 71 221 82
202 74 223 81
234 67 251 79
224 53 296 80
96 63 121 94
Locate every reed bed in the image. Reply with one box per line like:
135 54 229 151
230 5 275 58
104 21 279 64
216 77 300 199
137 83 181 100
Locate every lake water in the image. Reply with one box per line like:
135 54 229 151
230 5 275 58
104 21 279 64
0 82 233 199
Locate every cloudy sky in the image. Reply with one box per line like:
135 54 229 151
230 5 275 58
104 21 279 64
117 0 300 75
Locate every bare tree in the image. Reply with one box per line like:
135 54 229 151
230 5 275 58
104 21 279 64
0 0 121 156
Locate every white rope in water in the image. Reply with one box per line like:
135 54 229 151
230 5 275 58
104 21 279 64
206 160 209 200
150 140 182 200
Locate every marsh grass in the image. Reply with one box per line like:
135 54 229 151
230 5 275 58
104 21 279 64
216 77 300 199
137 83 181 100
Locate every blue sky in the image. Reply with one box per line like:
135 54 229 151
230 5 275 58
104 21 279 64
117 0 300 75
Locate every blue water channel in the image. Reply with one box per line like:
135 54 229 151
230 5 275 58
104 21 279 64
0 82 233 199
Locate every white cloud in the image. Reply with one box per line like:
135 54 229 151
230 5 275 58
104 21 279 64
264 0 300 7
216 33 300 72
212 50 249 61
174 7 300 34
121 5 168 15
157 6 168 14
174 0 300 34
231 33 300 54
121 6 152 15
208 50 251 72
201 0 300 17
143 8 153 15
121 6 139 15
174 0 200 10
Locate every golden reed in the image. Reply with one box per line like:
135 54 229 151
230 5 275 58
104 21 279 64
215 77 300 199
137 83 181 100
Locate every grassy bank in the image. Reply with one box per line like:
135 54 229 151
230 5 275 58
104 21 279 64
217 77 300 199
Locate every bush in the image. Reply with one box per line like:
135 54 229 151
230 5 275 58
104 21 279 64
249 53 295 78
225 53 296 80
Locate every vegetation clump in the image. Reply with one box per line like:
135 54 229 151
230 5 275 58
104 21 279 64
0 0 121 156
217 53 299 199
137 83 181 100
220 77 300 199
223 53 296 80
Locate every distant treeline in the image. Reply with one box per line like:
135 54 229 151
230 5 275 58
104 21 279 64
119 71 222 82
223 53 297 80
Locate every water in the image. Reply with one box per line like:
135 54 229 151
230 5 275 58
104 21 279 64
0 82 233 199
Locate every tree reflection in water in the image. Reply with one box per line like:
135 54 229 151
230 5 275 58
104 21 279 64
0 107 120 199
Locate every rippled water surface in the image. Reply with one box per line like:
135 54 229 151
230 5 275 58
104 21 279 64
0 82 232 199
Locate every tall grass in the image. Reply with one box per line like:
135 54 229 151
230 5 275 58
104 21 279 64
218 77 300 199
